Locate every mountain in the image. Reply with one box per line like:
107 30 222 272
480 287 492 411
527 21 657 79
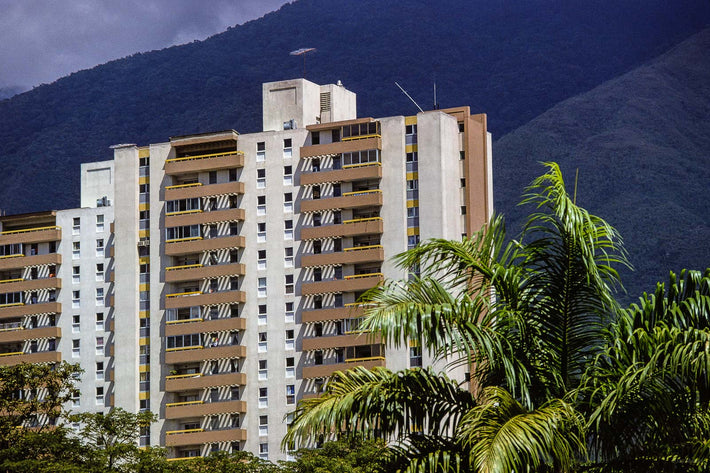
0 87 24 101
493 28 710 301
0 0 708 216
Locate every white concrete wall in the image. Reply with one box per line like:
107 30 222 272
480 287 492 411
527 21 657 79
80 160 115 208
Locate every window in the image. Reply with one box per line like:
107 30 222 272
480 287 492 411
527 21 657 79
460 151 465 160
314 323 323 337
285 301 294 323
96 263 104 281
258 388 268 408
459 122 465 132
72 339 80 357
406 180 418 190
313 240 321 254
313 267 322 282
72 290 80 309
209 171 217 184
408 235 420 249
258 360 267 381
284 219 293 240
72 266 80 283
285 329 295 351
284 192 293 213
258 332 267 352
256 142 266 162
407 207 419 218
96 336 104 355
166 334 201 349
460 178 466 187
283 138 292 159
405 124 417 135
72 315 80 333
286 357 295 378
96 362 104 380
257 169 266 189
286 385 295 405
139 210 149 221
334 238 342 252
312 213 321 227
314 350 323 365
410 345 423 367
258 304 267 325
406 152 418 162
96 288 104 306
166 198 200 214
96 387 104 406
96 239 105 256
284 247 293 268
257 195 266 216
166 224 200 241
72 241 80 259
258 278 267 298
257 250 266 270
95 214 105 232
96 312 104 331
229 222 238 236
257 222 266 243
312 185 321 200
461 206 467 215
229 168 238 182
259 442 269 459
139 183 150 194
311 131 320 145
285 275 294 294
72 217 80 235
283 165 293 186
259 415 268 436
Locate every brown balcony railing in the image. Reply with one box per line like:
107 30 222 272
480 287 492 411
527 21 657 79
164 152 244 175
300 189 382 213
165 372 246 392
164 182 245 201
165 427 246 447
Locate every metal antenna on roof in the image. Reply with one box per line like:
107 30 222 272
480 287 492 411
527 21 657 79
290 48 316 78
395 82 424 113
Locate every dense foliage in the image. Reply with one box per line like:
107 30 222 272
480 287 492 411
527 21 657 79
286 163 710 472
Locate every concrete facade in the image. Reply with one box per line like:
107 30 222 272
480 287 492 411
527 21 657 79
0 78 492 462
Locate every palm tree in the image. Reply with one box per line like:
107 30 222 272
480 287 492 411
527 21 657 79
285 163 629 472
579 269 710 472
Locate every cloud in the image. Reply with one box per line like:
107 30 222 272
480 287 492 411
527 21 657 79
0 0 289 89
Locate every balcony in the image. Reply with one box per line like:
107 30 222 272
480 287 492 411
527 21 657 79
0 350 61 366
302 357 386 379
165 263 245 283
0 277 61 293
165 427 246 447
0 326 61 344
299 163 382 186
300 273 384 296
164 208 244 228
165 317 246 337
0 227 61 246
301 305 365 323
302 332 381 351
0 302 61 320
301 245 384 268
164 182 244 201
300 190 382 213
0 253 61 271
164 290 246 309
164 152 244 175
299 136 381 159
164 345 246 364
165 236 245 256
300 217 383 240
165 372 246 392
165 399 246 419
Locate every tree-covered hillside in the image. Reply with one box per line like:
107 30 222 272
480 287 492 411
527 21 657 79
0 0 708 215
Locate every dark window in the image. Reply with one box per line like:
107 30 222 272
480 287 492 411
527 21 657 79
311 132 320 145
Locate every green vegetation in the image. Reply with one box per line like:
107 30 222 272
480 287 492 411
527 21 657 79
286 163 710 472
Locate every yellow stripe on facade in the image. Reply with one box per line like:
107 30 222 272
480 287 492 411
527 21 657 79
407 227 420 236
138 147 150 158
139 337 150 346
139 365 150 373
139 257 150 264
139 230 149 238
138 176 150 185
405 115 418 126
139 203 150 211
139 392 150 400
405 144 418 153
139 311 150 319
407 200 419 208
139 283 149 292
406 172 419 180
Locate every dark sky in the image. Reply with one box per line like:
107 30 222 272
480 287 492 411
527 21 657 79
0 0 290 90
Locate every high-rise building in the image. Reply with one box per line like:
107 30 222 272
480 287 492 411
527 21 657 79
0 78 492 461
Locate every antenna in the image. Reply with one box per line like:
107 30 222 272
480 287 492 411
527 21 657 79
289 47 316 78
433 82 438 110
395 82 424 113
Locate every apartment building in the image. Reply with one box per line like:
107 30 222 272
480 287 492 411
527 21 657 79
0 78 492 461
